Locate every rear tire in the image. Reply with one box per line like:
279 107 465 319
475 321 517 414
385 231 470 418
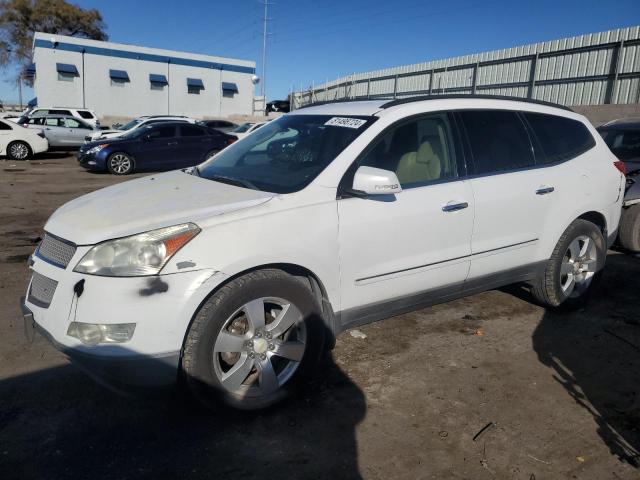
531 219 606 309
7 141 32 160
182 269 326 410
618 204 640 252
107 152 134 175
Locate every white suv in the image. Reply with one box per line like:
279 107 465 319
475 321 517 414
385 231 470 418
22 96 624 410
24 107 99 127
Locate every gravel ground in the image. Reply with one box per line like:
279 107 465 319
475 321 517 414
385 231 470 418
1 154 639 479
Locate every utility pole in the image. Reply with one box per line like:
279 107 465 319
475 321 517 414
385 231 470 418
260 0 272 113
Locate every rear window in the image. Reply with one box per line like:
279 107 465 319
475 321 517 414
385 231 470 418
459 110 534 174
0 120 12 130
523 112 595 164
78 110 95 119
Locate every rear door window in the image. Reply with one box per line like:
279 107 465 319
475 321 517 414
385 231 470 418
523 112 595 164
180 125 207 137
459 110 534 175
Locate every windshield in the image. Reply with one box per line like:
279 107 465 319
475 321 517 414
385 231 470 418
233 122 255 133
119 119 142 131
197 114 375 194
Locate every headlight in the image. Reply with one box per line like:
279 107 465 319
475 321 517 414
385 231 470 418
67 322 136 345
74 223 200 276
86 144 108 154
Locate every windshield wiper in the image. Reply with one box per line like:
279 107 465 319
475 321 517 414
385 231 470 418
207 174 257 190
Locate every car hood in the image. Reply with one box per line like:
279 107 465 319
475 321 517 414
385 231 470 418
45 170 275 244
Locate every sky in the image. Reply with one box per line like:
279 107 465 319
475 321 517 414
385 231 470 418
1 0 639 106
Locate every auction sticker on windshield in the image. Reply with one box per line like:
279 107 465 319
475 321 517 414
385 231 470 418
324 117 368 129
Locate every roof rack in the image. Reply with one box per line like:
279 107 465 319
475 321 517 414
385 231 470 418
297 94 572 112
381 94 573 111
295 97 394 110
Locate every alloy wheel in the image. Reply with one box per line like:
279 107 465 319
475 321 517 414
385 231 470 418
212 297 306 398
10 142 29 160
560 235 597 298
110 154 131 174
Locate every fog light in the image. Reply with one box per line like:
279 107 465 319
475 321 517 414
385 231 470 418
88 161 97 165
67 322 136 345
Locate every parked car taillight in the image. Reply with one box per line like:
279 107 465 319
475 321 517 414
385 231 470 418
227 137 237 145
614 161 627 175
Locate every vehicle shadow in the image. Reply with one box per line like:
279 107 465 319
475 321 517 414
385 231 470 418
522 252 640 466
0 341 365 480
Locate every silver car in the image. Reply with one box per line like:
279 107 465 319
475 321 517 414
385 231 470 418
22 114 100 148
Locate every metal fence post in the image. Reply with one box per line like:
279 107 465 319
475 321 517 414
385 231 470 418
367 77 371 99
428 70 433 95
605 40 624 104
393 74 398 99
471 62 479 94
527 53 539 99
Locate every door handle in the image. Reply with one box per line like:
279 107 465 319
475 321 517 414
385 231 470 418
167 141 178 145
442 201 469 212
536 186 555 195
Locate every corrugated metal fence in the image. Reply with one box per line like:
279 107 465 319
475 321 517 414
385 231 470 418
292 26 640 108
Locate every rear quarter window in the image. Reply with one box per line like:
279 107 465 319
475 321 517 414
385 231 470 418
78 110 95 119
523 112 595 165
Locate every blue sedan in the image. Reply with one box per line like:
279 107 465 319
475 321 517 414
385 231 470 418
77 122 236 175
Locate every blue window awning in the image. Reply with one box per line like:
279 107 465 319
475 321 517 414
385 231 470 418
109 69 130 81
149 74 168 85
27 97 37 107
187 78 204 88
56 63 78 75
221 82 238 93
24 63 36 78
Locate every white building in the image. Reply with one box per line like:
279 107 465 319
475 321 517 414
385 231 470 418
30 32 257 118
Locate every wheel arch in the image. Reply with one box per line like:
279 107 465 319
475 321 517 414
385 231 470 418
576 210 607 237
180 262 337 360
7 139 33 158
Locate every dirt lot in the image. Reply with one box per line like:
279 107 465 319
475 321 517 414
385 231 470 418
1 154 639 480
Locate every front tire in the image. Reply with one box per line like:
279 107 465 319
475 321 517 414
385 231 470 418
107 152 134 175
7 141 32 160
182 269 326 410
618 204 640 252
532 219 606 309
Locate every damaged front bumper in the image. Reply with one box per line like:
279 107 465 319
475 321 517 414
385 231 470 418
22 252 224 391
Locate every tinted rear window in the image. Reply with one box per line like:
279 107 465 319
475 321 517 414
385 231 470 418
459 110 534 174
523 112 595 164
78 110 95 119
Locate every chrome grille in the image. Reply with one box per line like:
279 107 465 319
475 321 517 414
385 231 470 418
28 272 58 308
37 233 76 268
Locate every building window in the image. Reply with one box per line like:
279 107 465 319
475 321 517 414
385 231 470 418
111 78 127 87
58 72 75 82
109 69 130 87
151 82 165 91
56 63 79 82
187 78 204 95
221 82 238 98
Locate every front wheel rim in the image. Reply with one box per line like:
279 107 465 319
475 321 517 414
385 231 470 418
212 297 307 399
110 154 131 173
10 143 28 159
560 234 597 298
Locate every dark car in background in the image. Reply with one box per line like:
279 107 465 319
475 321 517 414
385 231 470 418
597 118 640 252
78 122 236 175
199 119 238 134
266 99 290 113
